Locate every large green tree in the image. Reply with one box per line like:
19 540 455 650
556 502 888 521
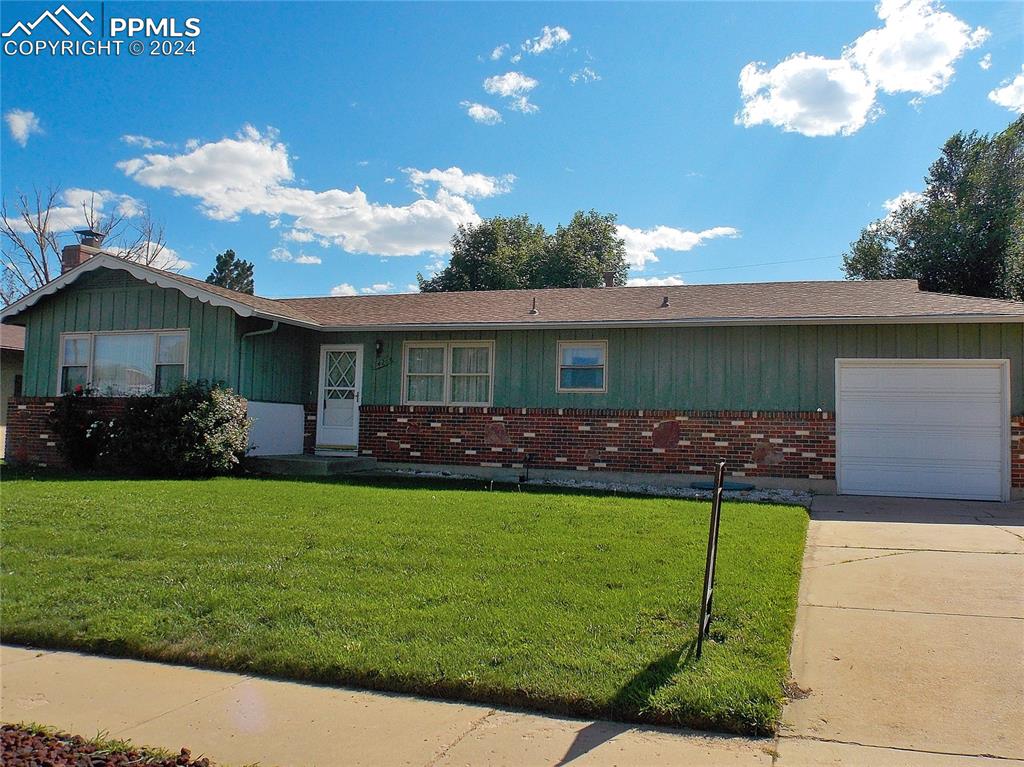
533 210 629 289
205 249 255 295
419 209 629 292
418 215 547 292
843 116 1024 300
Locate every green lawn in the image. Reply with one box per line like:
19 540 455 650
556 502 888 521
0 472 807 734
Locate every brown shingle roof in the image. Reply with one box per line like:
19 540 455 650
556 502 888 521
273 279 1024 328
1 323 25 350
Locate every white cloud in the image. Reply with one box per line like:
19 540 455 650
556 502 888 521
616 225 740 269
270 247 292 261
569 67 601 85
846 0 989 96
626 275 685 287
483 71 538 98
736 54 879 137
119 125 496 257
460 100 503 125
521 25 570 55
509 96 539 114
979 53 992 70
108 242 193 272
361 282 395 294
295 254 322 264
331 283 358 296
405 167 515 198
4 109 42 147
988 67 1024 114
737 0 989 137
405 283 420 292
490 44 509 61
384 177 396 184
6 188 144 233
882 190 926 213
510 52 522 64
120 134 169 149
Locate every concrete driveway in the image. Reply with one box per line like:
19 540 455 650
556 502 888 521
778 496 1024 765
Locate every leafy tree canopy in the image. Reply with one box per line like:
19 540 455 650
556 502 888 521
205 249 255 295
843 116 1023 300
419 210 628 292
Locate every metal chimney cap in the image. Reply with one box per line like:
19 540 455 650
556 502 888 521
74 228 106 246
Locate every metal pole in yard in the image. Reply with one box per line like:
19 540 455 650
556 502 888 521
695 460 727 660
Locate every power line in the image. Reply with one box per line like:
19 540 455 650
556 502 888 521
635 254 842 279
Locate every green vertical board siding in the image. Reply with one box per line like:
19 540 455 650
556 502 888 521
14 271 1023 413
282 322 1022 414
17 270 238 396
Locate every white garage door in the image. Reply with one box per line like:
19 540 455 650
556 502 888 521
836 360 1009 501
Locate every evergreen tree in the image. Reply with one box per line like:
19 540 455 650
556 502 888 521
205 249 255 295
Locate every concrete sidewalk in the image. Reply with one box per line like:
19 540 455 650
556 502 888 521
1 645 774 766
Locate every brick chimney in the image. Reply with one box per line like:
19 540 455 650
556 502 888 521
603 270 615 288
61 229 106 273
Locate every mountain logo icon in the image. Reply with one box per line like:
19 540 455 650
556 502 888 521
2 4 94 37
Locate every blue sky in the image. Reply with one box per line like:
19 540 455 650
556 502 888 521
2 1 1022 298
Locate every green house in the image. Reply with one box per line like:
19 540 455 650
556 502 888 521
3 250 1023 501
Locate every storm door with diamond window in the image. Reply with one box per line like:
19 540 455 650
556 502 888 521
316 345 363 453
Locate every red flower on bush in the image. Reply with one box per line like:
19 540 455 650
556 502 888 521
74 384 84 394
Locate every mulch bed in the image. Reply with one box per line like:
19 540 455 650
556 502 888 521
1 725 211 767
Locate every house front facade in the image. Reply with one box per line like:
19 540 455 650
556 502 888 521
3 249 1023 501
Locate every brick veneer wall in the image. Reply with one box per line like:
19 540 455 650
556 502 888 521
359 405 838 480
1013 416 1024 489
9 397 1024 489
303 402 317 454
4 396 131 468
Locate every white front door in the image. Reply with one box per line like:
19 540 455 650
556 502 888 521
316 345 363 453
836 359 1009 501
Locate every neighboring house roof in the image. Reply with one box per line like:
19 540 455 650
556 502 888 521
1 323 25 350
1 252 1023 331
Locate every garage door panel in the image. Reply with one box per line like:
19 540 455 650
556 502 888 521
840 460 1002 500
837 361 1007 501
841 427 1003 462
841 366 1002 393
841 396 1002 429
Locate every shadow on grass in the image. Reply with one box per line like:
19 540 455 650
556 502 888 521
555 641 699 765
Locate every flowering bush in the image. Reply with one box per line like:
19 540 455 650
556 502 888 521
102 382 252 477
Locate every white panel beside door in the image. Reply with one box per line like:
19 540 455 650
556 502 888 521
247 401 305 455
836 359 1009 501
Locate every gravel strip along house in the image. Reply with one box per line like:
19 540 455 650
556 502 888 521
2 242 1023 500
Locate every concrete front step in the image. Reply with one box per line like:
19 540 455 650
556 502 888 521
245 454 378 476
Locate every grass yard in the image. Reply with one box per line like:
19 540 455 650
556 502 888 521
1 472 807 734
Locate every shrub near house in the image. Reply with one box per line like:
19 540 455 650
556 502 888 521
50 381 251 476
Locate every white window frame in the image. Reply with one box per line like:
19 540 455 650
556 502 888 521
57 329 190 395
401 340 495 406
556 340 608 394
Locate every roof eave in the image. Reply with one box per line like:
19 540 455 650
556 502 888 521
308 314 1024 332
0 254 317 327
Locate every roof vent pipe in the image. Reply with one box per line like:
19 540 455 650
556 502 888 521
661 295 669 308
528 297 539 315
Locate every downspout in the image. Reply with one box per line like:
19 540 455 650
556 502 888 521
237 320 279 394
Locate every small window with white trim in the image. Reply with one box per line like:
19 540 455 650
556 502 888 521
403 341 493 406
59 330 189 396
556 340 607 393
